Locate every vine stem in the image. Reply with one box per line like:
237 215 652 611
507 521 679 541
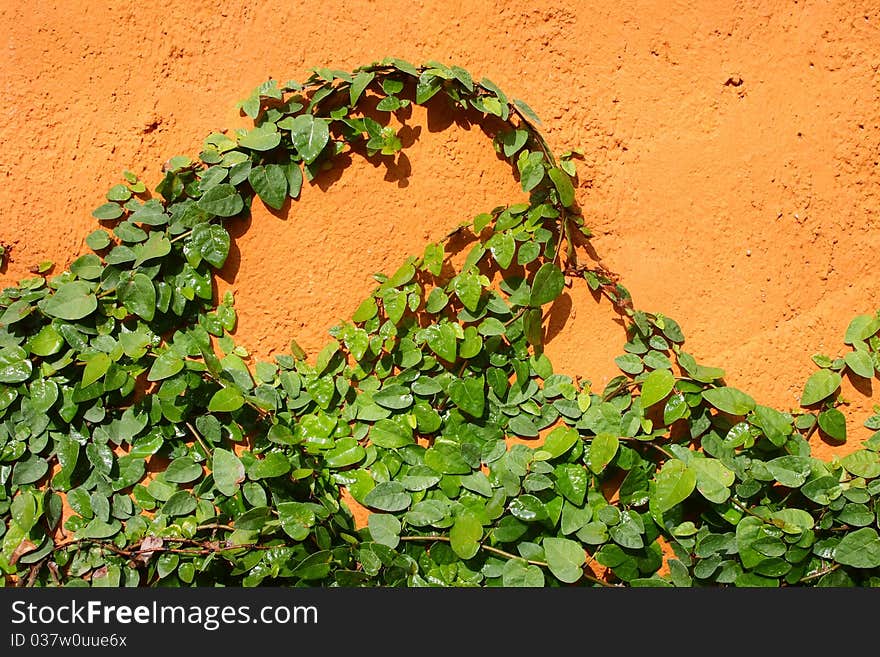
729 498 767 521
798 563 840 583
186 421 212 456
398 535 615 587
53 537 275 558
616 436 676 460
169 229 193 244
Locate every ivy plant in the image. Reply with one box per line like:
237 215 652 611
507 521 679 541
1 60 879 588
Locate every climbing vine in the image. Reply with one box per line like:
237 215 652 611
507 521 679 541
1 59 879 588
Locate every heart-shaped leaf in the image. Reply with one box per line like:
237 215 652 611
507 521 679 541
38 281 97 321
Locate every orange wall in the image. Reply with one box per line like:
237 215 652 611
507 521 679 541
2 1 878 458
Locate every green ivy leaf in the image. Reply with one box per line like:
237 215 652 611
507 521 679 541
541 426 579 459
38 281 97 321
278 502 315 541
800 369 841 406
188 223 231 269
197 184 244 217
12 455 49 486
92 202 123 220
249 164 288 210
554 464 588 506
370 419 413 449
502 558 545 587
447 375 485 418
119 273 156 322
81 353 111 388
586 434 619 474
688 458 735 504
424 441 471 475
350 71 375 105
426 323 457 362
702 386 756 415
844 350 875 379
363 481 411 512
373 384 414 410
770 508 814 534
547 168 575 207
147 351 184 382
450 512 483 559
208 387 245 413
651 459 696 513
213 448 245 497
641 369 675 408
162 491 197 517
766 456 812 488
834 527 880 568
488 231 516 269
817 407 846 442
543 537 586 584
165 457 203 484
248 452 292 479
844 314 880 345
0 346 32 384
529 263 564 307
368 513 401 549
289 114 330 164
499 129 529 157
238 124 282 152
840 451 880 479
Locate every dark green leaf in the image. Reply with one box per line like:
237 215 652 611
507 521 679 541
548 168 575 207
447 376 485 418
363 481 411 512
197 184 244 217
249 164 288 210
529 263 564 306
165 457 203 484
370 419 413 449
373 384 414 410
12 455 48 486
188 223 231 269
818 407 847 442
834 527 880 568
289 114 330 164
161 491 197 517
120 273 156 321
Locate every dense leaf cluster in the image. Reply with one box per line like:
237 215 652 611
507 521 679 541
2 60 880 587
